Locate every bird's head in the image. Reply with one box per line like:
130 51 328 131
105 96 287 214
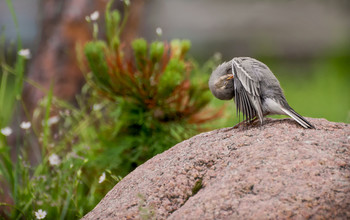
208 61 235 100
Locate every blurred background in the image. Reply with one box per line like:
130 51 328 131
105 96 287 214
1 0 349 124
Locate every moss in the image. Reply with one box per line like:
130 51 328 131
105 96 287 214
191 178 203 196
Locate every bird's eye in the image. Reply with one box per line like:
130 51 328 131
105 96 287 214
227 68 232 75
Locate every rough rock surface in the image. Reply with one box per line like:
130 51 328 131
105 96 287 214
83 118 350 219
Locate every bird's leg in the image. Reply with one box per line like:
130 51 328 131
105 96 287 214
233 121 246 129
233 116 259 129
248 117 260 126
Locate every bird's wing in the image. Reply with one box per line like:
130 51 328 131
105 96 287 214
233 77 257 122
232 57 261 96
232 57 264 122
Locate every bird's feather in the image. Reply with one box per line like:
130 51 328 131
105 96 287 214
234 76 257 122
232 58 261 96
281 107 315 129
232 57 264 123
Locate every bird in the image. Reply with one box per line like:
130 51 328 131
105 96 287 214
209 57 315 129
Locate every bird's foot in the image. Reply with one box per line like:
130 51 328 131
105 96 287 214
250 118 261 126
233 121 245 129
233 117 260 129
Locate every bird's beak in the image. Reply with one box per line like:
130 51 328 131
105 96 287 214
226 75 234 80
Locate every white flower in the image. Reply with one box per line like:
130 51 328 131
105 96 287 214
18 49 31 59
20 121 31 130
98 172 106 183
77 169 82 177
48 153 61 166
64 110 70 116
93 103 102 111
213 52 222 61
47 115 59 126
156 27 162 36
34 209 47 219
1 127 12 136
90 11 99 21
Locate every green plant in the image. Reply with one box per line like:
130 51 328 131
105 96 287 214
82 1 222 174
0 1 25 128
1 83 124 219
0 0 29 218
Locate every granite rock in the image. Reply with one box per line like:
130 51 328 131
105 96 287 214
83 118 350 219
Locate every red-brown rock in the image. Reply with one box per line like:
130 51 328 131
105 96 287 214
83 118 350 219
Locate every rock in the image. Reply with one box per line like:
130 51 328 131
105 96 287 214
83 118 350 219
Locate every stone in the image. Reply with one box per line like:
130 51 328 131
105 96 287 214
83 118 350 219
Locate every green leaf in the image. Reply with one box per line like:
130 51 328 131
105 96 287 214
180 40 191 57
132 38 148 68
150 41 164 62
158 59 185 96
105 1 121 43
84 41 111 92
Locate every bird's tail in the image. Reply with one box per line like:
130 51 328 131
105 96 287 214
281 107 315 129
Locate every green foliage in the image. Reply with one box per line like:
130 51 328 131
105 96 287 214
170 39 191 59
105 8 121 42
82 4 221 176
0 0 25 128
191 178 203 195
158 58 184 97
132 38 148 67
84 4 220 127
149 41 164 62
84 41 110 92
0 2 29 217
1 84 123 219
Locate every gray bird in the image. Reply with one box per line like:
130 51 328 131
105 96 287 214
209 57 314 129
